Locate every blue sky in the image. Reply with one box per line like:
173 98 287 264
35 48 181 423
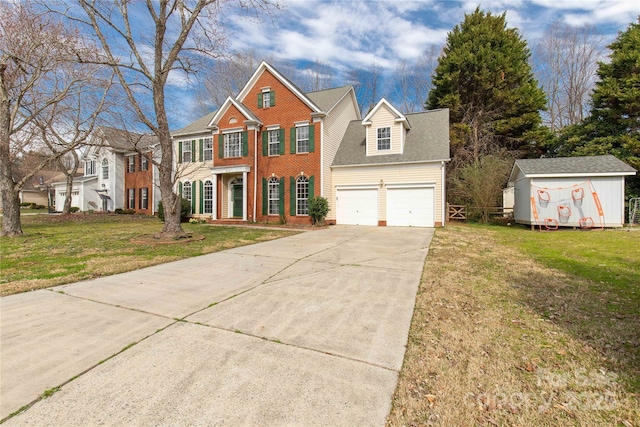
90 0 640 128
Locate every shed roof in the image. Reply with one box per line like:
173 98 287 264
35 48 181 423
510 155 636 182
332 108 450 167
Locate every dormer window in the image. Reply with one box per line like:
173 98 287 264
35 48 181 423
85 159 96 176
377 127 391 151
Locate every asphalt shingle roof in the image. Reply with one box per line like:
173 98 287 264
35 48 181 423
171 111 217 137
515 155 636 175
306 86 352 113
96 126 158 152
332 108 450 166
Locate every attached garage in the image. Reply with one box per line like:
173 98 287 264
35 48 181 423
387 186 435 227
336 187 378 225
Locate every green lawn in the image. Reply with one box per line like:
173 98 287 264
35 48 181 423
0 214 297 296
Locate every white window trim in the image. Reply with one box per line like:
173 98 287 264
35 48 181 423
296 126 309 154
377 126 391 151
268 177 279 216
203 137 213 161
296 176 309 216
203 179 213 214
224 132 242 158
268 129 280 156
183 181 192 202
182 141 192 163
140 155 149 171
140 187 148 209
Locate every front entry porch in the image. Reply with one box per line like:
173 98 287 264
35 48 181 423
211 165 251 222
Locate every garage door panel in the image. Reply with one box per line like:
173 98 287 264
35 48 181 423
387 187 434 227
337 188 378 226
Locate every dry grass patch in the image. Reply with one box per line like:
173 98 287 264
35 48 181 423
388 224 638 427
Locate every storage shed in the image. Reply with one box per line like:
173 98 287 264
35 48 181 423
508 155 636 228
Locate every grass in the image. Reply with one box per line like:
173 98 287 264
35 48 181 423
388 223 639 427
0 214 297 296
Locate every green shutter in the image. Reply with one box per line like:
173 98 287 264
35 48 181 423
199 181 204 214
279 178 285 215
258 92 263 109
242 131 248 157
199 139 203 162
178 141 182 163
218 134 224 158
308 125 315 153
290 176 296 216
262 131 268 156
178 181 182 198
262 178 267 215
191 181 196 214
270 90 275 107
290 128 296 154
279 129 285 155
309 175 315 197
191 140 196 161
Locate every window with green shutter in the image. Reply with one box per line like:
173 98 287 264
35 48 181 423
278 178 285 215
242 131 248 157
191 181 196 214
262 132 268 156
199 139 203 162
262 178 267 215
218 134 224 159
279 129 285 155
289 177 296 216
290 128 296 154
178 141 183 163
199 181 204 214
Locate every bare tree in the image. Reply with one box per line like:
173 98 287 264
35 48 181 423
59 0 280 237
0 1 111 236
535 20 603 132
365 61 384 114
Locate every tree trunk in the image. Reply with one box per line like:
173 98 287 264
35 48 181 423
63 174 73 214
0 60 23 237
154 81 184 237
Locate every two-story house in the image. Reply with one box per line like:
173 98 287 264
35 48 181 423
53 127 160 214
172 62 450 227
172 61 361 225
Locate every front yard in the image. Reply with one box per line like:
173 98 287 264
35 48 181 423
389 223 639 426
0 214 297 296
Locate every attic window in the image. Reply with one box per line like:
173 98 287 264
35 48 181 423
258 90 275 109
229 117 238 124
377 127 391 150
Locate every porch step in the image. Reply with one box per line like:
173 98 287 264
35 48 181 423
207 219 248 225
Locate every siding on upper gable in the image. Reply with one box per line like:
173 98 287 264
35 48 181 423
330 162 444 224
321 91 360 216
366 105 403 156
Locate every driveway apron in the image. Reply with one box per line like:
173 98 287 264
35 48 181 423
1 225 433 426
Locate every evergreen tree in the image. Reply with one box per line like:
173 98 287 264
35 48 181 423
427 7 547 167
553 18 640 197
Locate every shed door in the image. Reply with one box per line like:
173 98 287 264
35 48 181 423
387 187 435 227
336 188 378 225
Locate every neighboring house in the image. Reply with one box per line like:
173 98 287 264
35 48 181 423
508 155 637 228
172 61 451 227
332 100 450 227
52 127 160 213
19 170 61 208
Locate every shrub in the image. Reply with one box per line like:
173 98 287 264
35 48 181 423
115 209 135 215
308 196 329 225
69 207 80 213
158 197 191 222
20 202 31 207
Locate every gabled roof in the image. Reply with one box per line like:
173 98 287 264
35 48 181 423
236 61 322 113
362 98 410 129
332 108 450 167
509 155 637 182
92 126 157 153
208 97 262 129
172 110 217 137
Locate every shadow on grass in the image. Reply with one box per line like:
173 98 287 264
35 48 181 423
511 267 640 392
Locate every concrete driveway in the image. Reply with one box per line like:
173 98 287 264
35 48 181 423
1 225 433 426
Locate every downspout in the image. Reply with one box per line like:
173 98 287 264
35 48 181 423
253 129 257 222
320 119 324 196
441 160 446 227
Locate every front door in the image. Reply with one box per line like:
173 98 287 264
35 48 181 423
232 185 243 218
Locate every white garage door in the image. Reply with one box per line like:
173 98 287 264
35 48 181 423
387 187 435 227
336 188 378 225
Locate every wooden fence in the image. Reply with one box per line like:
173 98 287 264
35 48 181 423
447 204 513 222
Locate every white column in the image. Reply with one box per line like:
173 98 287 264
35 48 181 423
212 173 218 220
242 171 248 221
